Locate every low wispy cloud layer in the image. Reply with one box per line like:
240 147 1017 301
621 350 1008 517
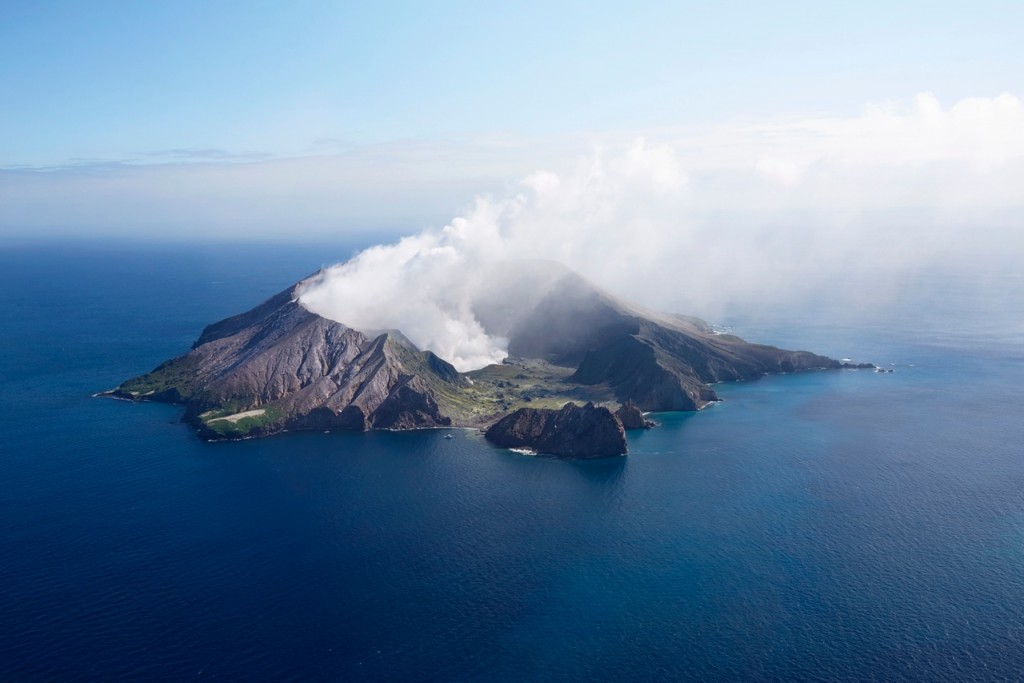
143 148 275 163
5 93 1021 241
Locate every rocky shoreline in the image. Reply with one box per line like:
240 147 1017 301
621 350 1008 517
103 261 874 457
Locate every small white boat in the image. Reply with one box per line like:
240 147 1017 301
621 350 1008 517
444 433 454 440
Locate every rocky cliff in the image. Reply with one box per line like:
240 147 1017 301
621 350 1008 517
105 282 464 439
484 402 627 458
494 267 842 411
615 400 655 430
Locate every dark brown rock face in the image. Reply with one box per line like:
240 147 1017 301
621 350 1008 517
110 282 461 439
484 402 627 458
489 266 841 412
615 400 654 430
566 320 838 411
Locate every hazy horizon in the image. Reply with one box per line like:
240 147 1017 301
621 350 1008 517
3 2 1022 356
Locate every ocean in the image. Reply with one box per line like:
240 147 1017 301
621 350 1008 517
1 241 1022 680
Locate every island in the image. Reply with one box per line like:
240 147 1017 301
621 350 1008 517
101 260 873 457
484 402 627 458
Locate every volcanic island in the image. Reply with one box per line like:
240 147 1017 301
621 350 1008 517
102 261 871 457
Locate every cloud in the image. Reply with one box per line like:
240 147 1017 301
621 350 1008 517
3 92 1021 356
0 134 576 239
297 138 688 370
296 93 1024 368
143 148 274 163
3 93 1019 238
660 92 1024 210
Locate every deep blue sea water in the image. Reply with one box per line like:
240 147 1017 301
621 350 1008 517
1 241 1023 681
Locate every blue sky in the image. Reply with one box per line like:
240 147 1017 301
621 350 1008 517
3 1 1020 166
1 1 1022 241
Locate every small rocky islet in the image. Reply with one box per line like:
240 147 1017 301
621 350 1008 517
484 402 627 459
102 260 873 457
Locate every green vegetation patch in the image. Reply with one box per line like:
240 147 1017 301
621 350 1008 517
118 356 201 400
200 405 284 438
452 358 596 424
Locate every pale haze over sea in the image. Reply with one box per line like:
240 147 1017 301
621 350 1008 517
2 3 1023 680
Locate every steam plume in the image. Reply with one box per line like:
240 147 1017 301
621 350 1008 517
297 94 1024 370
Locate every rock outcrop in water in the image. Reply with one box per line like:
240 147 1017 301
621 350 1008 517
615 400 655 430
103 259 869 445
484 402 627 458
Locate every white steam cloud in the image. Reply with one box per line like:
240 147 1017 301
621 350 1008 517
294 92 1023 370
297 139 687 370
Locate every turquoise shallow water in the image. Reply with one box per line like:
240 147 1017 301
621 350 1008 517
1 242 1022 680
